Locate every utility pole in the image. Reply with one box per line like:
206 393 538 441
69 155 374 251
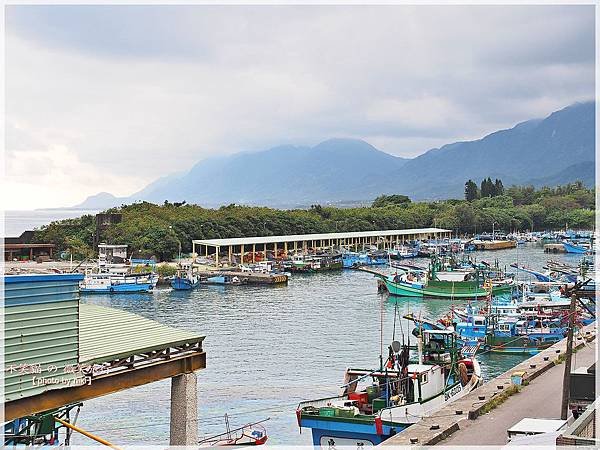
560 293 577 420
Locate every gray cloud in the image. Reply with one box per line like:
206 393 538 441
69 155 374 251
4 4 594 209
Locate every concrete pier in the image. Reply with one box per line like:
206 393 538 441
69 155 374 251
170 372 199 446
380 322 597 446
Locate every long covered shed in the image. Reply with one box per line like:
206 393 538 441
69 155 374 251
192 227 451 266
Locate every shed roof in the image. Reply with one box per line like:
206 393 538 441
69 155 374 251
192 228 450 247
79 303 204 364
507 418 567 434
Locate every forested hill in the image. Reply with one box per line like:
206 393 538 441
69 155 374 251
46 182 595 261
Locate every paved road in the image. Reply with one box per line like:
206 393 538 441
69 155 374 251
440 341 597 446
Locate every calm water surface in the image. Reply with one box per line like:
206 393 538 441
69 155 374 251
74 244 587 445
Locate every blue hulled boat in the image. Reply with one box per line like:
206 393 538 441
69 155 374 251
562 241 592 254
171 265 200 290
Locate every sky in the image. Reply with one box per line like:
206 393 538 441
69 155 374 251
4 4 595 210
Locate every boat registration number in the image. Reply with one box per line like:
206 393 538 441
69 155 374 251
444 384 462 401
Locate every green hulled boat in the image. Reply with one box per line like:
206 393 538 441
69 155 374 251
381 275 490 298
380 257 512 299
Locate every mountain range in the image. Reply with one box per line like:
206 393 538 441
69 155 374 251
76 101 595 209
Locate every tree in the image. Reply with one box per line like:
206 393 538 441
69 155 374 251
480 178 491 198
464 180 479 201
372 194 411 208
494 179 504 196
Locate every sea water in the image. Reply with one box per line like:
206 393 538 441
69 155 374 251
70 244 586 445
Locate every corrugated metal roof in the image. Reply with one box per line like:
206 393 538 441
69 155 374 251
192 228 450 247
79 304 205 364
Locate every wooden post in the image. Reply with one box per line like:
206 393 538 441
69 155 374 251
561 293 578 420
274 242 278 259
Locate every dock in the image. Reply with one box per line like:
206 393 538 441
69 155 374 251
471 239 517 250
192 228 451 267
380 322 597 446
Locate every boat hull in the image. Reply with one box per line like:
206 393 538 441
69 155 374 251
80 282 154 293
171 278 198 290
383 278 489 299
300 416 406 446
562 241 590 254
290 262 343 272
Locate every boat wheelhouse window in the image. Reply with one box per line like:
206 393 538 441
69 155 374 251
498 324 511 332
421 372 428 384
474 320 485 326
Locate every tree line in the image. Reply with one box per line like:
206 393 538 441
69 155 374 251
33 181 595 261
465 177 504 200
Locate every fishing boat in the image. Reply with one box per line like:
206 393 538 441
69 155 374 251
342 251 388 268
451 304 567 354
379 269 491 299
79 272 158 293
199 416 269 447
79 244 158 293
297 330 481 446
199 274 248 285
388 244 419 259
171 264 200 290
510 263 555 282
289 252 343 272
562 241 592 254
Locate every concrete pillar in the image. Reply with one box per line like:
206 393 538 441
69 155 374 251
241 244 245 265
252 244 256 263
274 242 278 259
228 246 232 265
264 243 268 260
215 246 219 267
170 372 198 446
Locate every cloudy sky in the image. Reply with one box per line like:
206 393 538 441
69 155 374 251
4 4 595 210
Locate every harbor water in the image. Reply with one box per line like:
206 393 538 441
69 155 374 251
73 244 586 445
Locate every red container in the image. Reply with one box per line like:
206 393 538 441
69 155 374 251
348 392 368 404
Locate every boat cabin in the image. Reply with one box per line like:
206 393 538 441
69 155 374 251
98 244 128 266
455 315 488 339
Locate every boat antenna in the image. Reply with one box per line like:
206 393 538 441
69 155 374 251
398 306 405 345
379 292 384 371
392 301 398 341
